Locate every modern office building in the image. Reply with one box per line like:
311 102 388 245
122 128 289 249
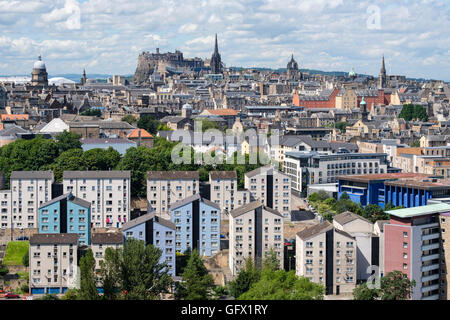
296 221 357 295
338 173 450 208
229 201 284 276
147 171 199 217
245 165 291 219
123 213 176 276
170 194 220 257
384 203 450 300
284 152 389 195
29 233 78 295
63 171 131 229
38 193 91 245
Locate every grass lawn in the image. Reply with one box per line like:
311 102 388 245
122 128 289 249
2 241 29 266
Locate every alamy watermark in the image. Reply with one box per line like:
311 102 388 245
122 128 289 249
170 120 280 166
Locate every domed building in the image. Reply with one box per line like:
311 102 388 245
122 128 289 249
31 56 48 87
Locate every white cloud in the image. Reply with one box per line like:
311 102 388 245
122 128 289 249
0 0 447 80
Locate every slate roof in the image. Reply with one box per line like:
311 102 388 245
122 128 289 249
209 171 237 180
10 170 53 180
122 212 176 231
30 233 78 245
296 221 333 240
333 211 372 226
147 171 199 180
63 171 131 179
170 193 220 211
229 200 283 218
92 232 124 245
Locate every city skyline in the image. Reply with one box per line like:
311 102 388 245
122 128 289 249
0 0 449 81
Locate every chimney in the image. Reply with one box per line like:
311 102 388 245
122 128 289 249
138 129 141 147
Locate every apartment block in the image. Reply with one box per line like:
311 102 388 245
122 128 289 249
10 171 54 229
229 201 284 276
63 171 131 229
440 211 450 300
29 233 78 295
384 203 450 300
170 194 220 257
123 213 176 276
284 152 389 194
38 193 91 245
91 232 124 284
333 211 378 281
0 190 11 229
209 171 250 216
296 221 357 295
245 165 291 219
147 171 199 217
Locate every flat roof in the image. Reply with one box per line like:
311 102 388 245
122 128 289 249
338 173 430 183
386 203 450 218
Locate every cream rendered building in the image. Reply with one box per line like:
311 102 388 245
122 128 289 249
244 165 291 219
10 171 54 230
63 171 131 229
147 171 199 219
209 171 250 218
29 233 78 295
296 221 357 296
229 201 284 276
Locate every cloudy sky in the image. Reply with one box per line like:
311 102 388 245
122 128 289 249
0 0 449 80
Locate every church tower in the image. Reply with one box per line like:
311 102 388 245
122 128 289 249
210 34 223 74
379 55 387 89
287 54 300 81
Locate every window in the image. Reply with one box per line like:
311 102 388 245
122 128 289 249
403 253 408 259
403 232 408 238
403 263 408 270
403 242 408 249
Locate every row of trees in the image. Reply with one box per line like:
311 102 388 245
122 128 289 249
308 191 403 223
227 250 325 300
0 130 269 198
60 239 223 300
353 270 416 300
398 103 429 122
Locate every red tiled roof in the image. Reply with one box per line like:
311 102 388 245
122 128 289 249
1 114 29 121
127 128 153 139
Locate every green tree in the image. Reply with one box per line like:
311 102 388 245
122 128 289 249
38 294 60 300
103 239 172 300
340 192 350 200
228 258 260 299
99 247 121 300
82 147 121 171
335 121 348 133
137 115 161 135
50 149 86 182
363 204 389 223
380 270 415 300
196 119 220 132
121 115 137 125
262 248 280 271
62 289 79 300
399 104 428 122
410 140 420 147
22 250 29 267
80 109 102 117
178 249 214 300
238 269 324 300
55 131 82 152
78 249 99 300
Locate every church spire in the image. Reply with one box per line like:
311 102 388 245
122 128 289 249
380 54 386 74
214 33 219 54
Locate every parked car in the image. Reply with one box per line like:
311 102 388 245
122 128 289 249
15 236 29 241
5 292 20 299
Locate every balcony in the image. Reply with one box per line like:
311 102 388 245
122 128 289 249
421 274 440 282
421 284 439 293
421 254 440 262
422 233 440 241
421 264 439 272
421 294 439 300
422 243 440 251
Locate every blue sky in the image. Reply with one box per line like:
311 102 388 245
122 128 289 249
0 0 449 80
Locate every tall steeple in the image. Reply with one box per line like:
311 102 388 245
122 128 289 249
214 33 219 55
379 54 387 89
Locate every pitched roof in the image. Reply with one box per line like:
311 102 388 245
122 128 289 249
147 171 199 180
127 128 153 139
30 233 78 245
334 228 356 240
1 114 29 121
63 171 131 179
209 171 237 180
229 200 283 218
205 109 239 116
170 193 220 211
39 193 91 209
92 232 124 245
333 211 372 226
122 212 176 231
296 221 333 240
